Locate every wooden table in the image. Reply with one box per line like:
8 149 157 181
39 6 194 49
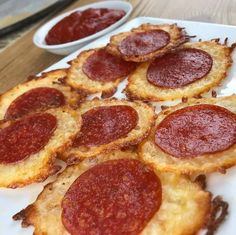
0 0 236 93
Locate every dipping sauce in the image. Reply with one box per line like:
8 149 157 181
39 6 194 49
45 8 126 45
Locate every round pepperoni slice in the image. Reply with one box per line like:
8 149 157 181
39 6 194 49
61 159 162 235
73 105 138 147
147 48 213 88
5 87 65 120
0 113 57 164
82 49 136 82
155 104 236 158
118 30 170 56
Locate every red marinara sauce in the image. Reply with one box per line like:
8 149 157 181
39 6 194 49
45 8 126 45
61 159 162 235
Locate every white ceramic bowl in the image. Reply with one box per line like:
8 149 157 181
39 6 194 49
33 1 132 55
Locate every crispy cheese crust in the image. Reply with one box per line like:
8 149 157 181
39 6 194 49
66 48 127 95
106 23 188 62
140 95 236 174
13 150 211 235
0 108 82 188
125 40 234 101
0 69 82 120
61 99 155 162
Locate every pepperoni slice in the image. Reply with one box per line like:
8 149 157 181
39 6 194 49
82 49 136 82
5 87 65 120
61 159 162 235
73 105 138 147
147 48 213 88
0 113 57 164
118 30 170 56
155 104 236 158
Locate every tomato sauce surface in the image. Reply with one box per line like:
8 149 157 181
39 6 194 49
46 8 126 45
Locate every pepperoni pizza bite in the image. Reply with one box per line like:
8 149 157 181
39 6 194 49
125 40 234 101
14 150 211 235
140 95 236 174
0 69 81 120
106 23 188 62
66 48 136 95
61 99 155 162
0 108 81 188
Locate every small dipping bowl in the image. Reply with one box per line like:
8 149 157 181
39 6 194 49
33 1 133 55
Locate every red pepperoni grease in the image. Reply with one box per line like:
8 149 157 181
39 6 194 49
61 159 162 235
5 87 65 120
155 104 236 158
0 113 57 164
82 49 136 82
118 29 170 56
73 105 138 147
147 48 213 88
46 8 125 45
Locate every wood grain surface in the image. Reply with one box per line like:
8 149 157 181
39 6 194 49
0 0 236 93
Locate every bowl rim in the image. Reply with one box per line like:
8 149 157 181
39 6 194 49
33 0 133 50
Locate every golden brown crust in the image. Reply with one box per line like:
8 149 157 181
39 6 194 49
61 99 155 162
205 196 229 235
125 40 234 101
106 23 188 62
0 69 82 120
13 150 211 235
140 95 236 174
0 107 82 188
66 48 128 94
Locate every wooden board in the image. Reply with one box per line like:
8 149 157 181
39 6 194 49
0 0 236 93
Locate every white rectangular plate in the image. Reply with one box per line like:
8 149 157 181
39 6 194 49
0 17 236 235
